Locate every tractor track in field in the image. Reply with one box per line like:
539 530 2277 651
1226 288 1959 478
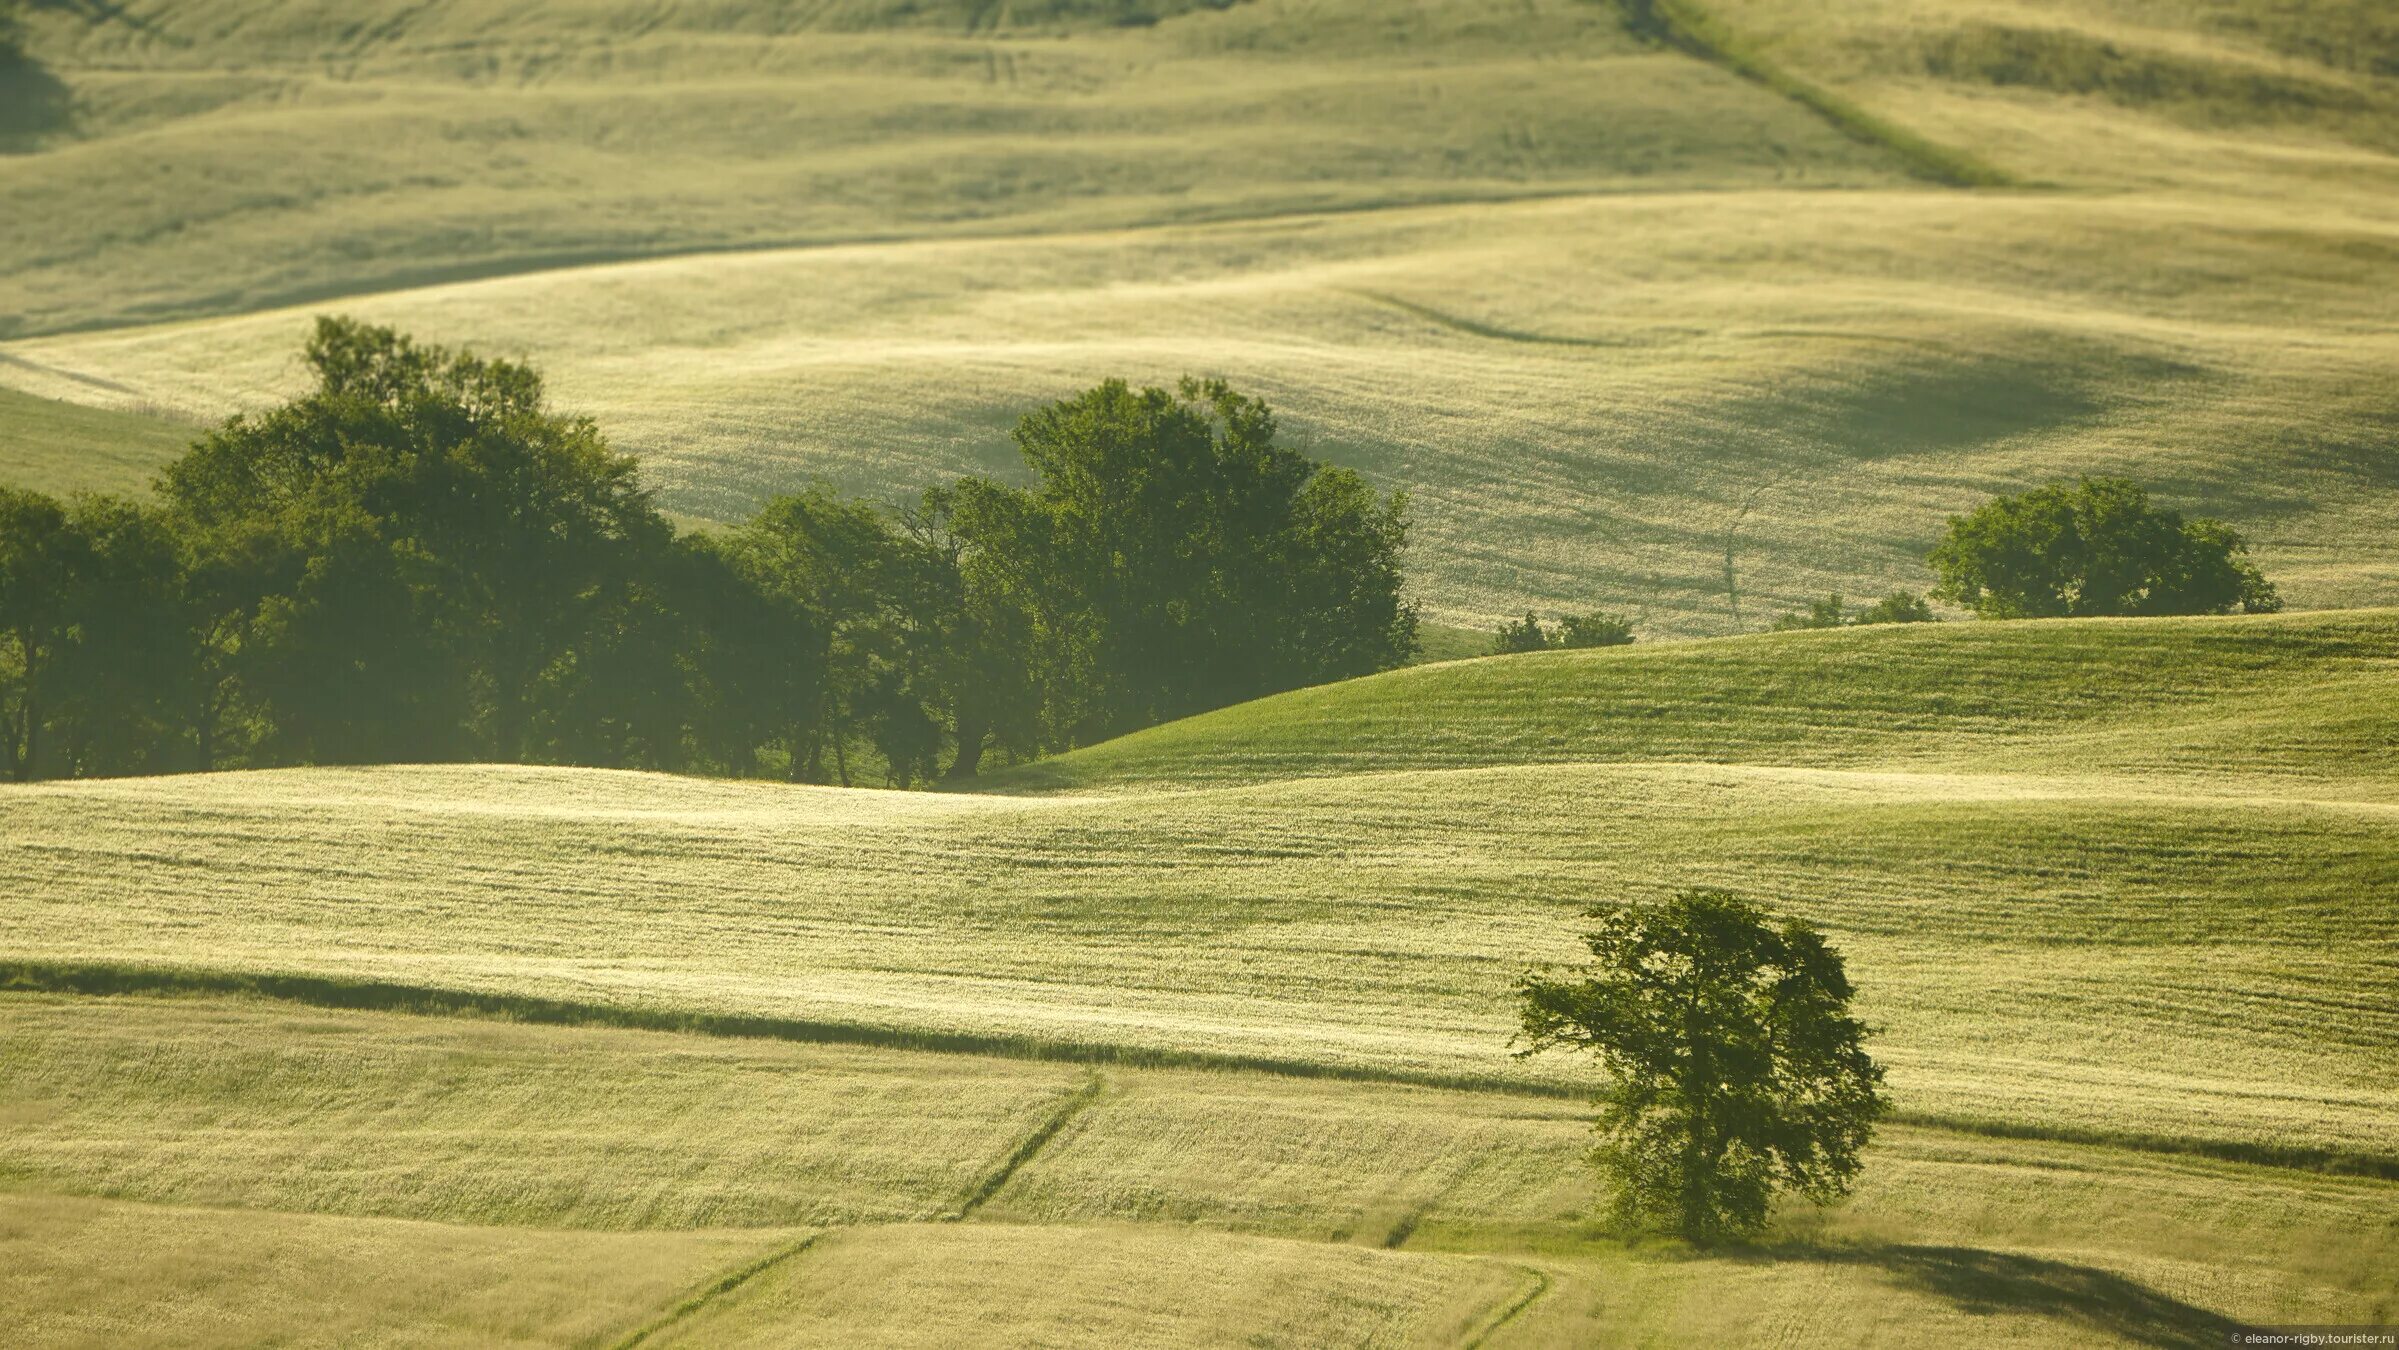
606 1231 827 1350
953 1071 1108 1219
601 1074 1103 1345
1610 0 2012 188
1460 1265 1554 1349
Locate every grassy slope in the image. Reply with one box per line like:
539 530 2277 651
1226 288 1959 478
3 617 2394 1341
0 386 195 498
0 0 1891 337
4 616 2394 1163
3 1 2395 629
0 1190 781 1350
5 997 2390 1344
990 608 2399 790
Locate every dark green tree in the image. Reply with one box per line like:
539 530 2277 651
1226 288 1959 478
7 334 1437 784
1269 465 1416 677
49 496 198 777
1771 594 1850 632
0 487 74 780
1772 591 1933 631
1852 590 1933 626
1555 610 1635 649
899 488 1040 782
1929 477 2278 619
1493 611 1549 655
1495 610 1635 653
946 377 1415 748
656 534 773 773
1517 889 1888 1244
533 547 700 772
165 316 673 765
723 486 941 784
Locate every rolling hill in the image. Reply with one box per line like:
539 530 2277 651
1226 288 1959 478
3 614 2395 1342
3 0 2396 630
2 1 2395 1342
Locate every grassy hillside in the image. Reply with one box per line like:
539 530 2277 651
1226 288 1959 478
0 386 195 499
0 0 1900 338
3 0 2395 628
992 608 2399 790
2 1 2394 1340
5 615 2395 1164
3 615 2395 1341
5 997 2391 1344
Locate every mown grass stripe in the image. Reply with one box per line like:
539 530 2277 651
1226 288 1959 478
1893 1111 2399 1183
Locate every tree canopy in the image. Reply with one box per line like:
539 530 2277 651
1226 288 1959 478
1928 477 2278 619
162 317 668 766
1517 889 1888 1243
944 377 1416 747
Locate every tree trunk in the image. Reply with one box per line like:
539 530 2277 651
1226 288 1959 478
944 712 987 781
1679 980 1713 1240
17 644 39 782
786 724 817 784
4 699 23 783
193 675 222 773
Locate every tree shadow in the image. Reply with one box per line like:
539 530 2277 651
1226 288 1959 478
1769 1241 2252 1350
0 57 71 152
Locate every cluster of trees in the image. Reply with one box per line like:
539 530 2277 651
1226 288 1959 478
1772 589 1933 631
1492 609 1636 654
0 319 1417 783
1930 476 2278 619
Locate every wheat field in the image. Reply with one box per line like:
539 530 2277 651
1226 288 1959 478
4 612 2397 1342
3 0 2396 1342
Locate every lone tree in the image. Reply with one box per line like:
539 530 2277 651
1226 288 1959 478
1517 889 1888 1244
1928 476 2278 619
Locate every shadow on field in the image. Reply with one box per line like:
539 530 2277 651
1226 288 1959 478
0 58 70 152
1787 1242 2250 1349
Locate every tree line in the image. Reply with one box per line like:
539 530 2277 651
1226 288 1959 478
0 318 1416 784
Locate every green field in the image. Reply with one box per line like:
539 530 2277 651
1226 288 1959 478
4 0 2398 629
3 0 2396 1342
4 612 2396 1343
0 386 195 500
